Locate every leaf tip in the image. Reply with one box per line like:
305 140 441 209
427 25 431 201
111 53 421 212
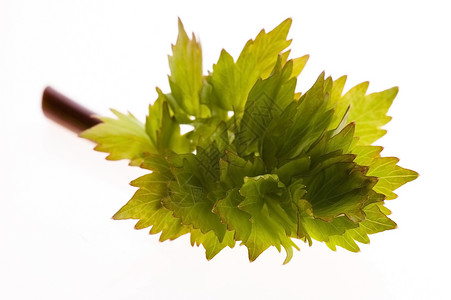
177 17 184 30
111 211 122 220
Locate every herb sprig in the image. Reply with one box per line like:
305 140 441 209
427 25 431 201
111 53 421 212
81 19 417 263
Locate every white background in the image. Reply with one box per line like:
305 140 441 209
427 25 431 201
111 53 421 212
1 0 449 299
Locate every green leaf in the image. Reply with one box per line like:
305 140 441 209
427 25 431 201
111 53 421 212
352 145 384 166
146 89 191 154
307 122 356 167
326 233 360 252
290 55 309 79
80 109 155 166
325 202 397 252
112 173 190 241
219 151 266 189
351 87 398 145
239 175 299 263
352 146 419 199
329 79 367 129
358 202 397 234
168 18 203 116
366 157 419 200
215 175 300 264
190 229 235 260
329 77 398 145
274 156 311 185
235 58 296 156
303 216 358 243
161 152 227 241
213 188 253 243
190 119 231 153
262 72 334 167
303 160 377 222
208 18 293 111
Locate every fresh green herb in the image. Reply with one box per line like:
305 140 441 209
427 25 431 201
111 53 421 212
81 18 418 263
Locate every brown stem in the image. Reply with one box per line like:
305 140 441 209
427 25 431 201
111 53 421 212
42 87 101 133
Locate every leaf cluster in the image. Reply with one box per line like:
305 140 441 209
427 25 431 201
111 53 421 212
81 19 418 263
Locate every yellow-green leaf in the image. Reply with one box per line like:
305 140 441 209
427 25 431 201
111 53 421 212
80 110 155 166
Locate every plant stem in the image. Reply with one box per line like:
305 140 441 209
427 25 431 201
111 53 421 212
42 87 101 133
